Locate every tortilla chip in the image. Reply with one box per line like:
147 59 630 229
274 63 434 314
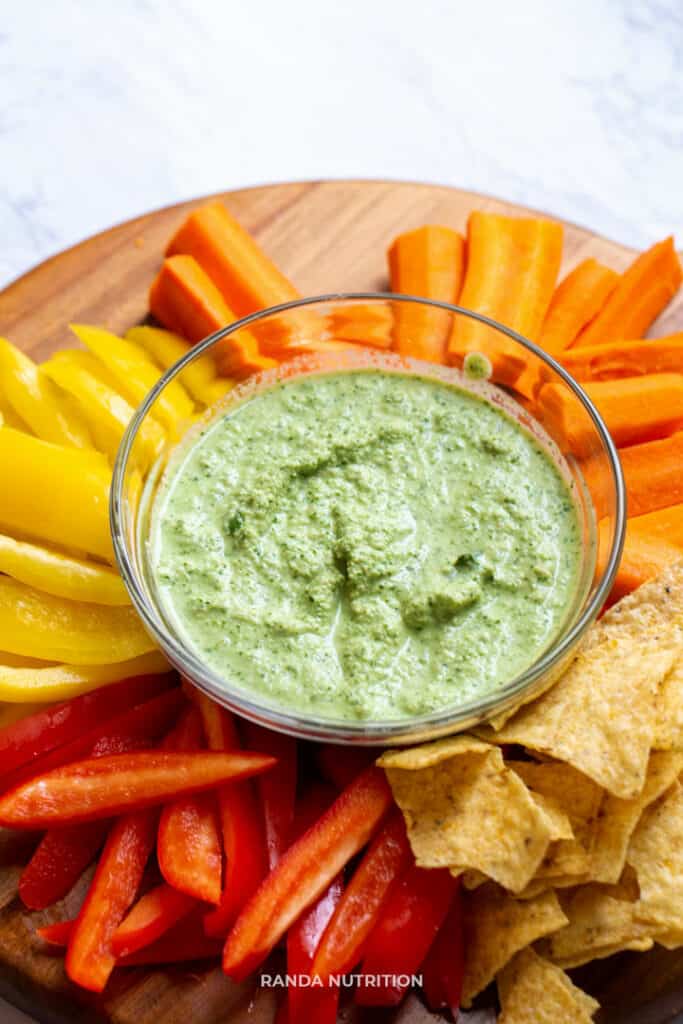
527 791 574 841
653 658 683 750
628 780 683 932
591 750 683 884
582 559 683 652
380 739 556 892
542 883 655 968
516 873 591 900
497 948 599 1023
460 884 568 1007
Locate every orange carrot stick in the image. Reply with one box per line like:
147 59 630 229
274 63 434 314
537 373 683 454
388 225 466 362
574 237 682 348
539 259 619 355
600 503 683 602
166 201 299 317
326 304 394 350
448 213 563 384
149 255 277 379
618 432 683 518
562 334 683 382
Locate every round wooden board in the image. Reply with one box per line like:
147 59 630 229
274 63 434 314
1 180 683 1024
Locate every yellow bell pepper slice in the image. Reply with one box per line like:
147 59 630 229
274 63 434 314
198 377 236 406
0 391 30 431
0 532 129 606
0 651 171 703
0 575 156 665
0 427 113 560
72 325 195 431
42 352 165 466
125 325 233 407
0 337 93 448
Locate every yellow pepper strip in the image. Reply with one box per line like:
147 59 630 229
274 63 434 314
71 325 195 431
125 325 233 407
0 701 46 728
0 392 30 431
198 377 236 406
0 337 93 448
42 352 166 466
0 651 171 703
0 575 156 665
0 427 114 560
0 533 129 606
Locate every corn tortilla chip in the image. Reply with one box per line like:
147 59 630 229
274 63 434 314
516 873 591 900
460 884 567 1007
380 739 556 892
653 658 683 750
542 883 655 968
497 948 598 1023
628 781 683 933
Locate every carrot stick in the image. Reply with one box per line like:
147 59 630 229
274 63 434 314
618 432 683 518
537 373 683 454
448 213 563 384
539 259 619 355
326 304 394 350
574 237 682 347
562 334 683 382
599 504 683 602
149 255 277 379
166 201 299 317
388 225 466 362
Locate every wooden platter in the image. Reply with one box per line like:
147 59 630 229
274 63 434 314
1 180 682 1024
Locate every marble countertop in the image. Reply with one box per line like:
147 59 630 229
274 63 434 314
1 0 682 1020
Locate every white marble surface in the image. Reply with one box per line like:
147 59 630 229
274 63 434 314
0 0 682 1020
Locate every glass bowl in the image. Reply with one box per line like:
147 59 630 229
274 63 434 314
111 294 625 746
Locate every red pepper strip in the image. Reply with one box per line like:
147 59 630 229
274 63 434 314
312 809 411 982
19 821 109 910
0 750 277 829
1 687 185 792
355 865 458 1006
117 908 223 965
316 744 377 791
243 722 297 870
196 696 268 937
420 879 464 1016
66 809 158 992
287 875 343 1024
0 673 174 783
36 920 75 947
110 882 197 958
222 766 393 981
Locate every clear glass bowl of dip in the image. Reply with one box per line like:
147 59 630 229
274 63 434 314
111 295 625 746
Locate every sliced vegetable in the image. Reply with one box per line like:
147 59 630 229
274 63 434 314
166 201 300 317
539 259 619 355
117 909 223 965
222 766 393 980
0 532 129 605
244 722 298 869
0 575 156 665
601 507 683 602
420 881 464 1016
0 749 277 829
0 650 170 704
388 225 466 362
19 821 109 910
562 334 683 381
110 883 196 958
125 325 231 406
287 875 343 1024
326 304 393 350
0 337 92 448
575 237 683 347
65 808 157 991
316 744 377 791
312 810 411 982
0 426 113 560
618 432 683 518
448 213 563 383
356 865 458 1005
36 920 75 947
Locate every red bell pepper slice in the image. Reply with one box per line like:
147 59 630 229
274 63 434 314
355 865 458 1006
36 919 75 948
316 744 377 791
312 809 411 982
420 879 464 1016
1 687 186 792
0 749 277 829
243 721 297 870
287 874 343 1024
19 821 110 911
0 673 174 784
195 696 268 937
116 908 223 966
222 765 393 981
110 882 197 958
65 808 158 992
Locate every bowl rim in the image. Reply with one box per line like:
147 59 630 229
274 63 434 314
111 293 626 744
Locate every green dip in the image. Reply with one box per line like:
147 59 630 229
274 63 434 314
151 369 583 721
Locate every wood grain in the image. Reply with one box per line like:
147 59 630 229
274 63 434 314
1 179 682 1024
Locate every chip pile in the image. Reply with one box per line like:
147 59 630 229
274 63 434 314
379 560 683 1021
